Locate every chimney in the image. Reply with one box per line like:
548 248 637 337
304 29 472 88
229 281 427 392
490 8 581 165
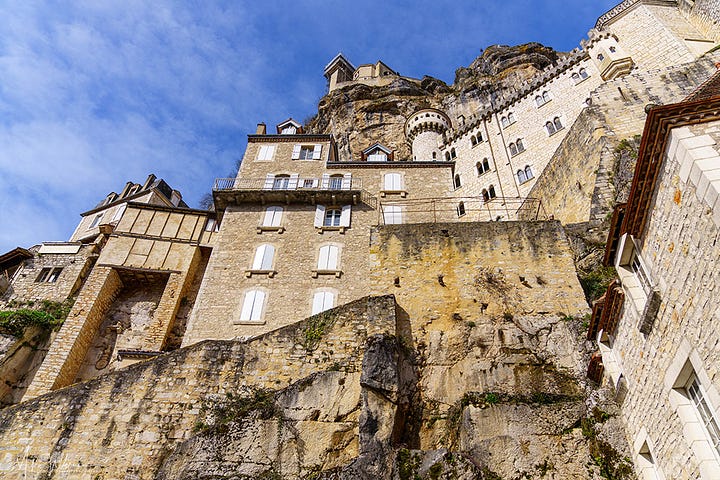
256 123 267 135
119 182 134 198
142 174 157 190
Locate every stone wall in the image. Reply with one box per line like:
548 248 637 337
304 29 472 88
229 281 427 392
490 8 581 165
0 295 396 480
603 122 720 479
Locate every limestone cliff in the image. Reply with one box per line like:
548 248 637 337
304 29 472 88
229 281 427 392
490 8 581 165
306 43 566 161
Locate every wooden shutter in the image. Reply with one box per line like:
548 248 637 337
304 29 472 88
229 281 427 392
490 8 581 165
263 207 282 227
252 245 266 270
312 292 325 315
340 205 351 227
342 173 352 190
241 290 265 321
288 173 299 190
322 291 335 310
312 144 322 160
321 174 330 189
263 174 275 190
318 246 330 269
292 145 301 160
314 205 326 227
327 245 339 270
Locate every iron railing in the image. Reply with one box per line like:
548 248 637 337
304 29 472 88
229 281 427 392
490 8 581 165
378 196 547 225
213 177 363 192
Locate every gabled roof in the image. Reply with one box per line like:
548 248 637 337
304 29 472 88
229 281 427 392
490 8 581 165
362 143 392 155
323 53 355 77
276 118 302 134
0 247 32 272
683 67 720 103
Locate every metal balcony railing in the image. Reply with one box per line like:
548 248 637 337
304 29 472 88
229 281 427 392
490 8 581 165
213 177 363 192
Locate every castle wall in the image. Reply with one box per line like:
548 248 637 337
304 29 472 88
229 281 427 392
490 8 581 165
601 122 720 479
686 0 720 41
0 296 396 479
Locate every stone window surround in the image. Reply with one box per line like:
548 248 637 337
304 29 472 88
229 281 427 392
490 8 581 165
234 287 268 325
614 233 652 317
633 428 665 480
310 288 338 316
380 172 407 198
35 267 63 283
663 338 720 478
312 243 342 278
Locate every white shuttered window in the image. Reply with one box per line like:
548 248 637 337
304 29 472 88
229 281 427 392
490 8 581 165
263 207 283 227
384 173 402 191
240 290 266 321
257 145 276 161
318 245 339 270
252 244 275 270
312 291 335 315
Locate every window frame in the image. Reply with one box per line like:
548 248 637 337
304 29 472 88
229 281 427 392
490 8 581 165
256 144 276 161
311 290 335 316
237 289 267 324
246 244 277 277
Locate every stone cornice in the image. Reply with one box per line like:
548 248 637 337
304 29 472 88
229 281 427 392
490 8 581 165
248 134 334 143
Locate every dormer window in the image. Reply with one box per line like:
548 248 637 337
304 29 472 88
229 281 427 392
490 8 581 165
276 118 302 135
281 125 296 134
362 143 393 162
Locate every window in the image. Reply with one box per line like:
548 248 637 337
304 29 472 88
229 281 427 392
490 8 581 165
501 116 509 128
553 117 563 131
112 204 126 223
383 205 402 224
273 175 290 190
325 208 341 227
509 139 524 156
204 217 220 232
89 213 103 229
597 53 605 61
489 185 497 199
517 169 527 183
476 131 484 142
281 125 297 134
516 139 525 152
368 151 387 162
302 179 316 189
579 68 589 79
508 112 515 124
454 174 461 189
329 175 344 190
609 46 616 53
450 148 457 159
686 373 720 458
256 145 276 161
292 144 322 160
509 143 518 156
572 72 580 83
525 165 534 180
482 189 490 202
384 173 402 191
317 245 339 270
457 202 466 217
545 121 557 135
536 91 551 107
36 267 62 283
252 244 275 271
311 291 335 315
445 152 451 161
630 250 653 297
239 290 266 322
262 206 283 227
470 135 477 147
314 205 351 230
477 158 490 175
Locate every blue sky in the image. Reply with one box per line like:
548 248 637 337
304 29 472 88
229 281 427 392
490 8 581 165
0 0 619 252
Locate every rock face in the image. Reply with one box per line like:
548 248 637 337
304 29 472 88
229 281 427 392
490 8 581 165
306 43 565 162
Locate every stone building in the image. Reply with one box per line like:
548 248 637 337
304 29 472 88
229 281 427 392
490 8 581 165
0 1 719 479
588 75 720 479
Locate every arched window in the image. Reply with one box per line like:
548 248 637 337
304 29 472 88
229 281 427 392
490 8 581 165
450 148 457 159
457 202 466 217
517 169 527 183
470 135 477 146
272 174 290 190
508 112 515 124
240 289 266 321
454 174 461 189
571 72 580 84
542 91 551 103
579 68 588 79
384 173 402 191
252 244 275 271
483 158 490 172
546 121 556 135
509 143 518 156
318 245 339 270
432 151 437 159
445 152 451 161
263 206 283 227
535 95 543 107
329 174 344 190
501 116 509 128
525 165 534 180
489 185 497 199
516 139 525 152
597 53 605 61
477 131 483 142
312 291 335 315
553 117 563 130
482 189 490 202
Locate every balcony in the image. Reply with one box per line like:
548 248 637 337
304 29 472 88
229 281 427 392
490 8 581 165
212 177 372 211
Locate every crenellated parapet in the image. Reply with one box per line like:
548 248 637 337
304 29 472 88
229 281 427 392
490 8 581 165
594 0 677 30
405 108 451 161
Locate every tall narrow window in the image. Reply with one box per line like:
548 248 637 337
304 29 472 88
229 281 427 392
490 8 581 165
483 158 490 172
482 189 490 202
263 206 283 227
579 68 589 79
553 117 563 131
89 213 103 229
686 373 720 457
450 148 457 159
252 244 275 271
508 112 516 124
329 174 344 190
384 173 402 191
516 139 525 152
384 205 402 224
488 185 497 199
501 116 509 128
318 245 339 270
457 202 466 217
312 291 335 315
525 165 534 180
445 152 451 161
112 204 126 223
509 143 518 156
454 174 461 189
470 135 477 146
240 290 266 322
546 121 557 135
517 169 527 184
572 72 580 84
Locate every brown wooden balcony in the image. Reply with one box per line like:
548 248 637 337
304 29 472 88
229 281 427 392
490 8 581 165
212 177 373 211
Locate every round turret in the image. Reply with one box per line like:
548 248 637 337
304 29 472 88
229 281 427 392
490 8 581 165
404 108 451 161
